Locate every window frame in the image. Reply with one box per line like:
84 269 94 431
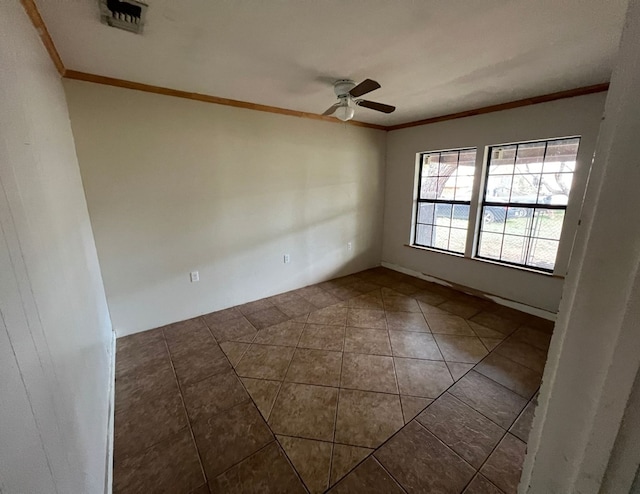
412 147 477 255
410 136 581 275
474 137 580 273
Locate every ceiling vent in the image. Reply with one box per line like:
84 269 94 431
99 0 148 34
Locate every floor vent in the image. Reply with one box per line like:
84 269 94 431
99 0 148 34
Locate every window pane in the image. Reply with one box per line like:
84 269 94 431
532 209 565 241
542 159 576 173
457 164 476 177
510 174 539 203
458 149 477 167
527 239 560 270
435 203 453 226
478 232 503 259
454 189 472 201
417 203 435 225
449 227 468 253
452 204 470 222
420 177 439 199
504 208 533 236
422 163 439 179
441 150 460 161
489 145 516 175
537 173 573 204
500 235 527 265
415 224 434 246
481 206 507 231
485 174 513 202
433 226 450 250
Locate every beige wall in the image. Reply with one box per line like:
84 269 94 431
64 80 387 336
0 2 113 493
382 93 607 314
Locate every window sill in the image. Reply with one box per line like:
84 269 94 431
404 244 565 279
405 244 464 258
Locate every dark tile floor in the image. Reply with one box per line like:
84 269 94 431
113 267 552 493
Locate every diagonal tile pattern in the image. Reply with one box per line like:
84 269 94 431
114 266 554 493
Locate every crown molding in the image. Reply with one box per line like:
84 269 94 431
386 83 610 131
62 70 387 130
20 0 64 75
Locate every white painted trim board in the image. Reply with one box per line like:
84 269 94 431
381 261 557 321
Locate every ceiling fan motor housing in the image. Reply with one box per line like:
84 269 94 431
334 80 356 98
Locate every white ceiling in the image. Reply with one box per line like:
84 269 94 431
37 0 628 126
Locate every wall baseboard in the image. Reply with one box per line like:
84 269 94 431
381 261 557 321
104 331 116 494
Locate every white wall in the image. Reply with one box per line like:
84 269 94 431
0 2 113 493
382 93 607 313
522 0 640 489
64 80 387 336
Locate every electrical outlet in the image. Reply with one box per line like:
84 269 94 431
283 254 290 264
190 271 199 282
347 242 352 251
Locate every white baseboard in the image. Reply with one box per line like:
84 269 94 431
105 330 116 494
381 261 556 321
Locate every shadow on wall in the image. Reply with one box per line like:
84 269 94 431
110 181 382 301
65 79 386 333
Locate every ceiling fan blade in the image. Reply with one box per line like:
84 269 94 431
322 103 340 116
349 79 381 97
356 99 396 114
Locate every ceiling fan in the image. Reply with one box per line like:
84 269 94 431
322 79 396 122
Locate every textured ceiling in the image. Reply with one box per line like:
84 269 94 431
36 0 628 125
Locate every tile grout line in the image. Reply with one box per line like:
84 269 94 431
254 292 382 489
327 329 346 490
185 320 312 488
208 317 311 492
414 419 485 492
159 332 210 490
384 306 405 422
258 316 310 420
238 340 285 421
493 331 550 373
262 317 311 491
428 325 456 382
417 390 512 489
211 439 282 486
232 349 282 423
323 303 390 489
469 430 519 493
439 337 534 428
209 314 257 366
470 473 507 494
112 337 199 481
369 454 410 493
227 341 534 395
